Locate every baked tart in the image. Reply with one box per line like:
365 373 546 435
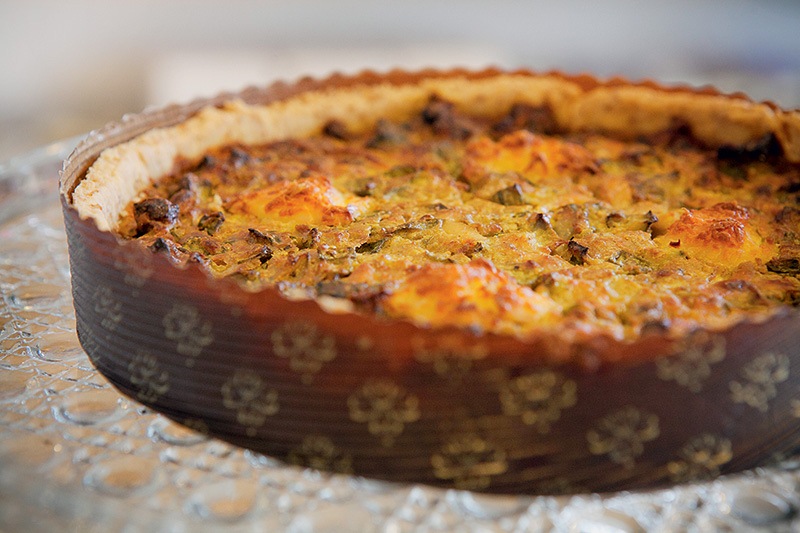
60 69 800 494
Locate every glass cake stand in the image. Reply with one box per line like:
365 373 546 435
1 138 799 532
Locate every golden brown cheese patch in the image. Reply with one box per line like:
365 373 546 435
228 174 358 230
384 259 562 335
465 130 598 183
659 202 777 265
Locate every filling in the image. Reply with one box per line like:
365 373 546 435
117 98 800 341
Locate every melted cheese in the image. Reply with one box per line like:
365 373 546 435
657 202 777 266
228 174 359 230
119 104 800 342
384 259 562 335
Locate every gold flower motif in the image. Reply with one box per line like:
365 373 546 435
81 332 101 364
288 435 353 474
348 379 420 446
499 371 577 433
163 303 214 365
221 370 279 436
411 334 488 381
355 336 374 352
431 433 508 490
68 230 87 263
532 476 583 496
94 285 122 332
182 418 210 437
666 433 733 483
587 406 660 469
112 246 154 289
271 322 336 384
128 352 170 403
656 334 726 393
729 352 790 412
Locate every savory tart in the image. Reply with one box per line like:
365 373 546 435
61 69 800 494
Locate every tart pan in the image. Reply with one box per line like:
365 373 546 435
60 69 800 494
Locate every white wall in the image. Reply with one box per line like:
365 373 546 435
1 0 799 159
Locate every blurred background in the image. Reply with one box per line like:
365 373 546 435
1 0 799 161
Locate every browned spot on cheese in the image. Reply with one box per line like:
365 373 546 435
464 131 598 186
384 259 561 335
660 202 776 265
228 174 357 230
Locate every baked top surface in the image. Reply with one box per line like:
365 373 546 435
114 97 800 342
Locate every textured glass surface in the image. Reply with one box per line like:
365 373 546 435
1 141 799 532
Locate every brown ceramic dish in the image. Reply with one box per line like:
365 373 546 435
60 69 800 494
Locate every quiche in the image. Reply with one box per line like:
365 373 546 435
61 69 800 494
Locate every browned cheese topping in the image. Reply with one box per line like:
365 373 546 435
117 98 800 342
